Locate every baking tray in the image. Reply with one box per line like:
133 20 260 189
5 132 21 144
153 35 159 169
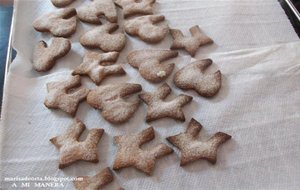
4 5 15 83
285 0 300 21
5 26 14 76
1 6 15 115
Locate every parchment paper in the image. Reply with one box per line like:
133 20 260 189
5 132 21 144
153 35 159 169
1 0 299 189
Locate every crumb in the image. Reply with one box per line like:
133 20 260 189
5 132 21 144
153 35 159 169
157 71 166 77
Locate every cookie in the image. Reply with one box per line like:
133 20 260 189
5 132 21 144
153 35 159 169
113 127 173 175
33 38 71 72
124 15 168 43
50 119 104 169
77 0 117 24
44 75 89 116
139 83 192 122
167 118 231 166
170 25 213 56
72 51 125 85
87 83 142 124
127 49 178 83
51 0 75 7
114 0 155 18
33 8 77 38
174 59 221 97
80 23 126 52
74 167 113 190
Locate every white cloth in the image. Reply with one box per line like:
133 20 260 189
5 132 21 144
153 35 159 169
1 0 300 189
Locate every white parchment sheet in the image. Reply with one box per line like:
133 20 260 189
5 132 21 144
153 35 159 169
1 0 299 189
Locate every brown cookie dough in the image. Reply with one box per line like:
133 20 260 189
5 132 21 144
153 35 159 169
87 83 142 124
167 118 231 166
80 23 127 52
50 119 104 169
51 0 76 7
33 8 77 37
113 127 173 175
72 51 125 85
124 15 168 43
127 49 178 83
44 75 89 116
139 83 193 122
33 38 71 72
114 0 156 18
174 59 221 97
77 0 117 24
170 25 213 56
74 167 114 190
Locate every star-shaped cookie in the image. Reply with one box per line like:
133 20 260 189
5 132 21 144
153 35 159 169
170 25 213 57
72 51 125 85
113 127 173 175
74 167 113 190
44 75 89 116
167 118 231 166
139 83 192 122
50 119 104 169
174 59 221 97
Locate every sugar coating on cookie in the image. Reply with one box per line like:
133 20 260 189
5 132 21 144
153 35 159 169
51 0 76 7
167 118 231 166
80 23 127 52
124 15 169 43
114 0 156 18
87 83 142 124
50 119 104 169
127 49 178 83
74 167 113 190
139 83 193 122
33 8 77 37
170 25 213 56
113 127 173 175
33 38 71 72
77 0 117 24
44 75 89 116
72 51 125 85
174 59 221 97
